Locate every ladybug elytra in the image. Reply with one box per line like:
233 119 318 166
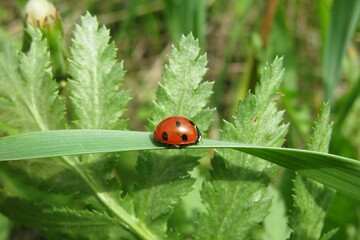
153 116 202 147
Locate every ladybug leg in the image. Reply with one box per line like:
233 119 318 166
166 144 181 149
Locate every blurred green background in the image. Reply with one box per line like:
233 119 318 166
0 0 360 239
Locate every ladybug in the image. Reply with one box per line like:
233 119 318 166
153 116 202 147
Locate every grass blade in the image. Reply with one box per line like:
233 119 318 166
322 0 360 101
0 130 359 201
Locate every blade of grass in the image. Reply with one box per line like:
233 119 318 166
0 130 359 201
162 0 206 48
322 0 360 102
193 0 206 49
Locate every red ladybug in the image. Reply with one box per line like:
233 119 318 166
153 116 202 147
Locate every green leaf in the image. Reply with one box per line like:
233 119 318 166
4 13 161 240
322 0 360 101
0 27 65 132
0 193 136 240
290 103 335 240
0 28 70 232
0 212 11 240
308 103 333 153
196 56 288 239
0 162 73 205
196 154 274 239
69 12 130 129
149 33 214 132
122 152 198 237
66 14 152 239
0 130 360 201
134 153 197 220
260 187 291 240
137 33 214 237
319 228 338 240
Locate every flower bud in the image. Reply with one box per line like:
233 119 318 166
24 0 58 28
23 0 67 80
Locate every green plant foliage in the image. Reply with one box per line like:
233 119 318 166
121 153 199 237
64 14 161 240
69 12 130 129
195 57 288 239
260 187 291 240
0 13 151 240
290 103 336 240
0 193 136 240
135 33 213 237
1 10 360 239
0 212 10 240
322 0 360 101
149 33 214 131
0 162 74 205
0 27 65 132
1 130 360 200
163 0 207 48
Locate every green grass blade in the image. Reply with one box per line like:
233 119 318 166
0 130 153 159
0 130 359 200
322 0 360 101
236 147 360 200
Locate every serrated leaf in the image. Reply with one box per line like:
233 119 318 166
197 155 273 239
149 33 214 132
0 28 72 238
134 153 198 219
308 103 333 153
290 103 335 240
261 187 291 240
65 14 153 239
0 27 65 132
69 12 130 129
138 34 214 237
319 228 338 240
196 57 288 239
0 162 74 205
0 193 136 240
126 152 198 237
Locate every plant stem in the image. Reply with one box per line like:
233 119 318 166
62 156 160 240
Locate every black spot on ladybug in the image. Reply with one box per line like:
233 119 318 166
189 120 195 126
181 134 188 141
162 131 168 141
175 121 181 127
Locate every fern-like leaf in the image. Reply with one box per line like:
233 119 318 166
290 103 336 240
128 34 215 237
196 57 288 239
121 153 198 237
0 27 65 132
65 14 161 240
69 12 130 130
0 194 136 239
0 29 71 237
149 33 214 131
